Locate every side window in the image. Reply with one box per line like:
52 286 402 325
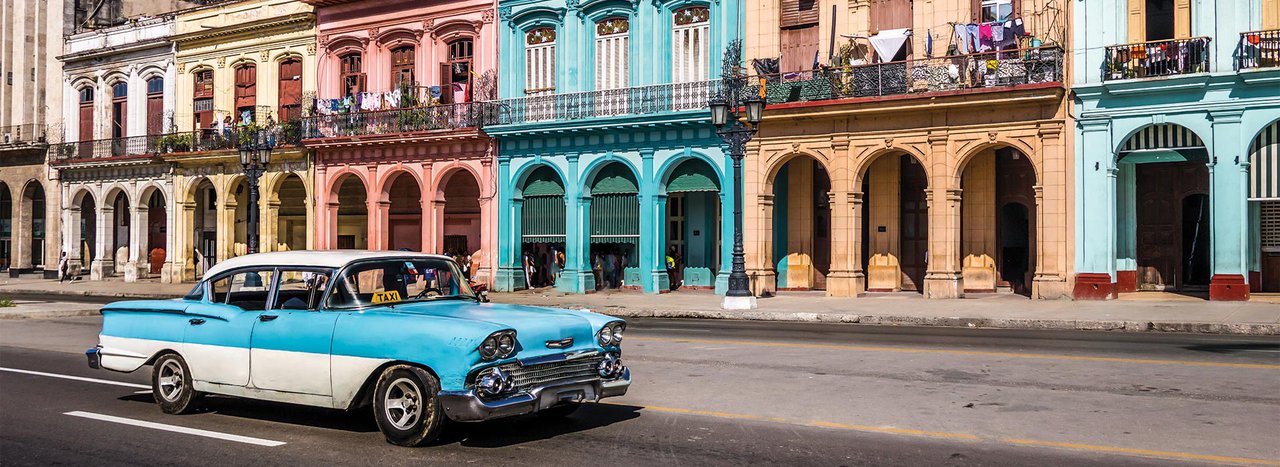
273 270 331 310
212 269 276 311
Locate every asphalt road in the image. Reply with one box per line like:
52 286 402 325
2 314 1278 466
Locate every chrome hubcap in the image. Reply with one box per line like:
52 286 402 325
157 360 184 402
384 378 421 430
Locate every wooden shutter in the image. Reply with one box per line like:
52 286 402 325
440 63 452 104
1173 0 1191 39
235 65 257 111
871 0 912 32
147 95 163 134
1128 0 1145 42
278 59 302 121
1267 0 1280 29
780 25 820 72
781 0 819 28
79 103 94 141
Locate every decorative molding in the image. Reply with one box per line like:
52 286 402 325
306 43 316 56
260 50 270 62
482 9 495 24
368 27 380 38
497 6 512 21
176 63 185 74
216 57 226 68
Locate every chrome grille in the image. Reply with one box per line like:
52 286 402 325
500 356 602 392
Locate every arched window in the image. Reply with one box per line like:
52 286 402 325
443 39 474 104
111 82 128 140
278 58 302 122
672 6 709 83
595 17 629 90
234 64 257 124
193 70 214 131
391 45 415 88
146 77 164 135
78 86 95 142
340 53 365 98
525 28 556 96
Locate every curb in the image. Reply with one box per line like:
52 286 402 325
0 309 100 320
2 289 1277 335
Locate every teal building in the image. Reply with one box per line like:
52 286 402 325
488 0 743 294
1072 0 1280 300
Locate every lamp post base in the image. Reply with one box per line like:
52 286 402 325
721 295 757 310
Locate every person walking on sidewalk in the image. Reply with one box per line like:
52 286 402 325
57 252 70 283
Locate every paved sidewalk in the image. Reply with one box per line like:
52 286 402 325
2 275 1278 334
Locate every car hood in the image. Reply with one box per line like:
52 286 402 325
388 301 603 359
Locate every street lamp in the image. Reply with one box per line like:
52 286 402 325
238 125 276 255
710 39 765 310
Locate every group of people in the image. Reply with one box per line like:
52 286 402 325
522 244 564 289
591 245 632 290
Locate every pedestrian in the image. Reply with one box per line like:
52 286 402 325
665 247 677 291
523 252 535 289
603 251 618 289
57 251 70 283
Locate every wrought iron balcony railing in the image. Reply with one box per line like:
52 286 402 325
1 124 47 145
1104 37 1211 81
1239 29 1280 70
493 80 719 126
300 101 496 140
53 124 304 161
756 47 1063 105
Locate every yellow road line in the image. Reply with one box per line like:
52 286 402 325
620 402 1280 466
629 336 1280 370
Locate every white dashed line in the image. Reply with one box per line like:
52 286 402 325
0 367 149 389
64 411 286 447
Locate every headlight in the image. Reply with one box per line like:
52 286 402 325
478 330 517 361
476 367 512 397
611 323 625 343
598 326 613 346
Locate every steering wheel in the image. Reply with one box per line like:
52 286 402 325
413 287 442 299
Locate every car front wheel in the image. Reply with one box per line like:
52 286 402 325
152 353 200 414
372 365 444 447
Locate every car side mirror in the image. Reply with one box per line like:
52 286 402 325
479 291 490 303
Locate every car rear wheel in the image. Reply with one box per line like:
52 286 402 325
152 353 200 414
373 365 444 447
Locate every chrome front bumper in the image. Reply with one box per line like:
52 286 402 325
438 368 631 422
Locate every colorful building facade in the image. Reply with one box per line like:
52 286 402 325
741 0 1073 299
169 0 317 282
1072 0 1280 300
487 0 744 294
302 0 500 287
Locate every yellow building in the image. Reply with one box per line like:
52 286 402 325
743 0 1073 299
170 0 317 281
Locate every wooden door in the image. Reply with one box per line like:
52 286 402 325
870 0 912 33
899 157 928 291
1135 162 1209 290
780 25 819 73
278 59 302 122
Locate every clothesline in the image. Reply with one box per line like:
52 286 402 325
315 82 471 115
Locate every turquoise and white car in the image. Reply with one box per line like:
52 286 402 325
85 251 630 446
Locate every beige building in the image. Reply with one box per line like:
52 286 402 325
742 0 1074 299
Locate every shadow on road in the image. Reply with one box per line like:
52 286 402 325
1181 343 1280 354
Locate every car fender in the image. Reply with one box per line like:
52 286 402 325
97 300 192 373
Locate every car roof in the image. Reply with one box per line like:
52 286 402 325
202 251 454 279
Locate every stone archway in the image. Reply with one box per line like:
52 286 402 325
18 181 48 271
141 188 167 277
383 171 423 252
191 178 218 277
586 161 641 291
770 155 833 291
272 174 308 251
859 151 929 293
662 157 722 291
958 146 1038 296
331 174 369 249
437 169 482 274
0 182 10 271
515 165 566 290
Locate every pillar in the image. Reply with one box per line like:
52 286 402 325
125 204 147 282
559 154 595 293
1073 119 1117 299
1032 125 1070 299
1208 110 1250 301
924 134 963 298
639 150 667 293
91 204 113 280
495 159 523 291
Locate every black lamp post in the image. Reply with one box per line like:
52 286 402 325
238 126 276 255
710 39 765 310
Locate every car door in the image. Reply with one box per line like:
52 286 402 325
249 269 338 396
182 269 270 387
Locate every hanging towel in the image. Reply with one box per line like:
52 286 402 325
955 26 970 54
1012 18 1026 38
992 24 1004 42
978 24 994 52
966 24 981 54
869 28 912 63
926 29 934 57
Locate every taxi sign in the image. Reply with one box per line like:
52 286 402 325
372 290 402 304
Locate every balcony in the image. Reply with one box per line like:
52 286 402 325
493 80 718 126
1239 29 1280 70
53 125 303 162
758 47 1063 105
300 101 496 140
0 125 46 146
1103 37 1211 81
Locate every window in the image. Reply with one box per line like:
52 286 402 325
234 64 257 124
780 0 818 28
79 86 94 142
111 82 128 140
327 258 475 309
595 18 629 90
147 77 164 94
391 46 415 88
211 269 277 310
525 28 556 95
442 39 474 103
147 77 164 135
672 7 710 83
340 53 365 98
79 87 94 103
278 58 303 122
193 70 214 131
980 0 1013 23
1145 0 1174 41
273 270 331 310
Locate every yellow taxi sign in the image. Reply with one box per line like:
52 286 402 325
371 290 402 304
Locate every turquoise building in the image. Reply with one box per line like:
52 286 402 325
488 0 743 294
1072 0 1280 300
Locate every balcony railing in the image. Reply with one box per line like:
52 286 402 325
53 124 304 161
1104 37 1211 81
301 101 496 140
1 124 47 145
494 80 718 126
756 47 1063 104
1239 29 1280 70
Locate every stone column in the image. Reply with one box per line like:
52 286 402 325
923 134 962 298
63 200 83 277
638 150 667 293
559 155 595 293
1032 125 1068 299
1208 110 1250 301
124 204 147 282
1074 119 1117 299
179 201 197 282
826 190 863 297
91 204 113 280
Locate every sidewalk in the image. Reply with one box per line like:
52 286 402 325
2 275 1278 335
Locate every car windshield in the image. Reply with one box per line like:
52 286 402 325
327 258 476 309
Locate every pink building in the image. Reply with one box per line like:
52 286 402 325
301 0 499 286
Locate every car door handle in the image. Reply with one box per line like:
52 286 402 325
259 314 278 322
188 318 206 325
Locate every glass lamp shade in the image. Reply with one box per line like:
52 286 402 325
744 95 764 125
239 147 252 165
709 97 729 127
259 144 271 165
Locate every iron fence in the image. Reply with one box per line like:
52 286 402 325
1239 29 1280 70
493 80 719 125
755 47 1063 104
0 124 47 145
53 123 303 161
301 101 496 140
1104 37 1211 80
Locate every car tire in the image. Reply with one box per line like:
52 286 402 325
538 402 581 419
152 352 200 415
372 365 444 447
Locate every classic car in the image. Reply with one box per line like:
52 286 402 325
85 251 630 446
